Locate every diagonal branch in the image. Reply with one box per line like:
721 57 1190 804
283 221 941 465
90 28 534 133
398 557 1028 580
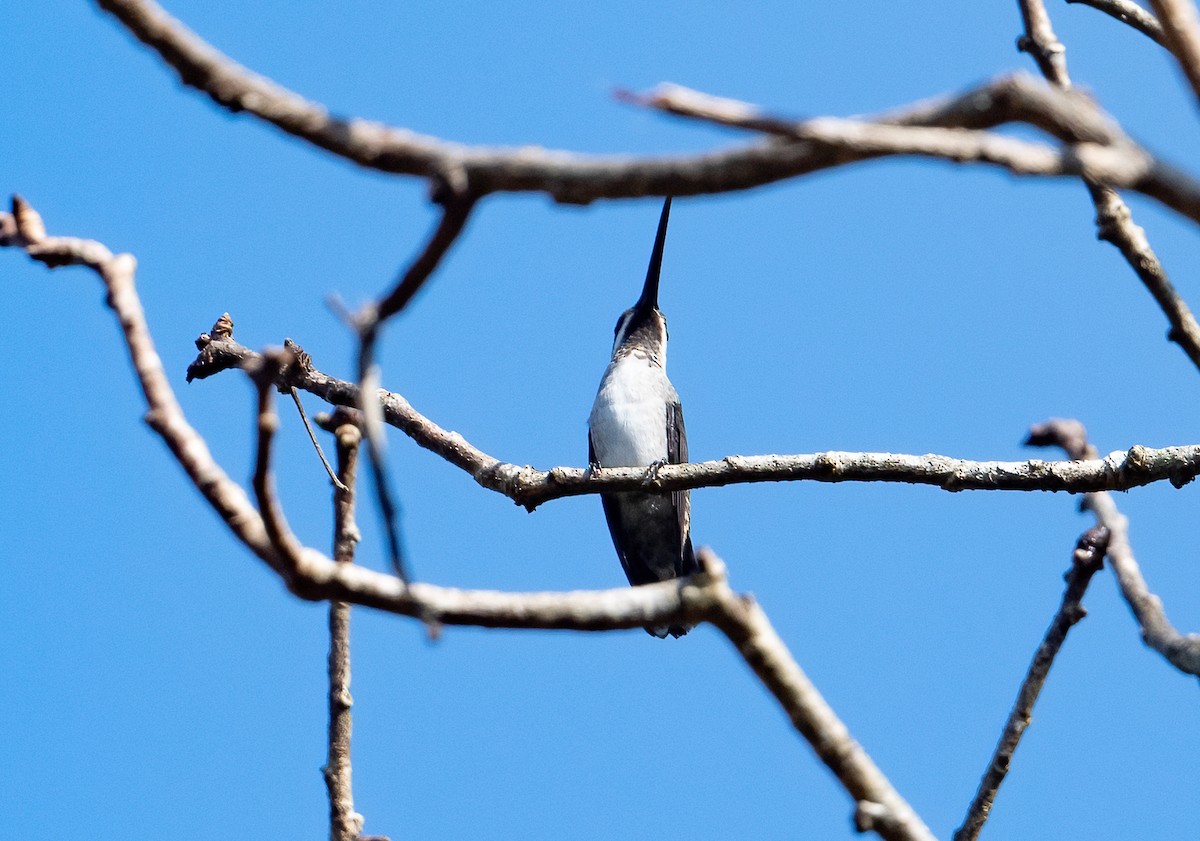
1 196 284 569
371 191 478 325
1028 419 1200 676
339 194 476 584
1012 0 1200 373
953 525 1109 841
1067 0 1167 44
94 0 1200 226
1145 0 1200 103
186 324 1200 504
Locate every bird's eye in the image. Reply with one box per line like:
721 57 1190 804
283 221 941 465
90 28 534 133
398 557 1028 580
612 315 623 337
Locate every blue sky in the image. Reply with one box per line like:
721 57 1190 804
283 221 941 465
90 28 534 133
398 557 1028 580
6 2 1200 839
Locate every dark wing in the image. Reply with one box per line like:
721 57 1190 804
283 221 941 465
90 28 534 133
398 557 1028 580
590 431 643 585
666 399 699 577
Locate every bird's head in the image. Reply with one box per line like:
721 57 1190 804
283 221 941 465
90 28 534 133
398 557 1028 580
611 197 672 364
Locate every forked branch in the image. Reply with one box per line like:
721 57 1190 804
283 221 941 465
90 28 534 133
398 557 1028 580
1028 419 1200 676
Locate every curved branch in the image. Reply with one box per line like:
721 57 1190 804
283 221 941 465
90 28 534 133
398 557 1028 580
94 0 1200 226
1067 0 1167 44
1 197 283 569
1146 0 1200 104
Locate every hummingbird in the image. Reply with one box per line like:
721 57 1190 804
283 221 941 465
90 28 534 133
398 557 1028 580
588 197 699 639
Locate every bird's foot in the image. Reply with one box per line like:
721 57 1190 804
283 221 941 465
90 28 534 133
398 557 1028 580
640 458 667 489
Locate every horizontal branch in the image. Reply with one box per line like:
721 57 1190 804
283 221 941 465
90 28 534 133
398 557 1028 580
627 71 1119 145
187 324 1200 505
94 0 1200 227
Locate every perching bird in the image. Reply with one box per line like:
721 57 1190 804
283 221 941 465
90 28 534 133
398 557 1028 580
588 197 699 638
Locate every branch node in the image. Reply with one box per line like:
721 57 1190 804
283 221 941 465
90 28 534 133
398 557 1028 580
1072 525 1110 575
854 800 898 833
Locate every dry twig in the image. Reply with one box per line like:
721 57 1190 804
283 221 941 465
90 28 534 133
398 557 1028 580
953 525 1109 841
1028 419 1200 676
1018 0 1073 86
318 408 372 841
343 196 476 583
1066 0 1167 44
1145 0 1200 103
1009 1 1200 373
93 0 1200 226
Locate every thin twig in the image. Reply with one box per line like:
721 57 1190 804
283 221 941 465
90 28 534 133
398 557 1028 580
250 349 317 589
1145 0 1200 104
1018 0 1073 86
1011 2 1200 373
292 387 349 492
625 72 1125 145
92 0 1200 225
373 192 477 324
1028 419 1200 676
186 325 1200 505
953 525 1109 841
355 327 409 583
320 408 368 841
341 195 477 584
1066 0 1167 44
1086 183 1200 368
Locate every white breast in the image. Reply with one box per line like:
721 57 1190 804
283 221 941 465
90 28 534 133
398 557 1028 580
589 354 669 467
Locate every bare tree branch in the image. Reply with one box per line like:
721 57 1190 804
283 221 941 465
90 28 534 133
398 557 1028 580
371 192 478 325
1008 2 1200 373
92 0 1200 226
1028 419 1200 676
1086 182 1200 368
292 385 348 492
1018 0 1073 86
953 525 1109 841
625 72 1125 146
317 408 373 841
186 325 1200 504
2 197 285 568
355 341 410 582
337 194 477 584
1145 0 1200 103
251 348 321 589
629 75 1200 375
1067 0 1167 44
